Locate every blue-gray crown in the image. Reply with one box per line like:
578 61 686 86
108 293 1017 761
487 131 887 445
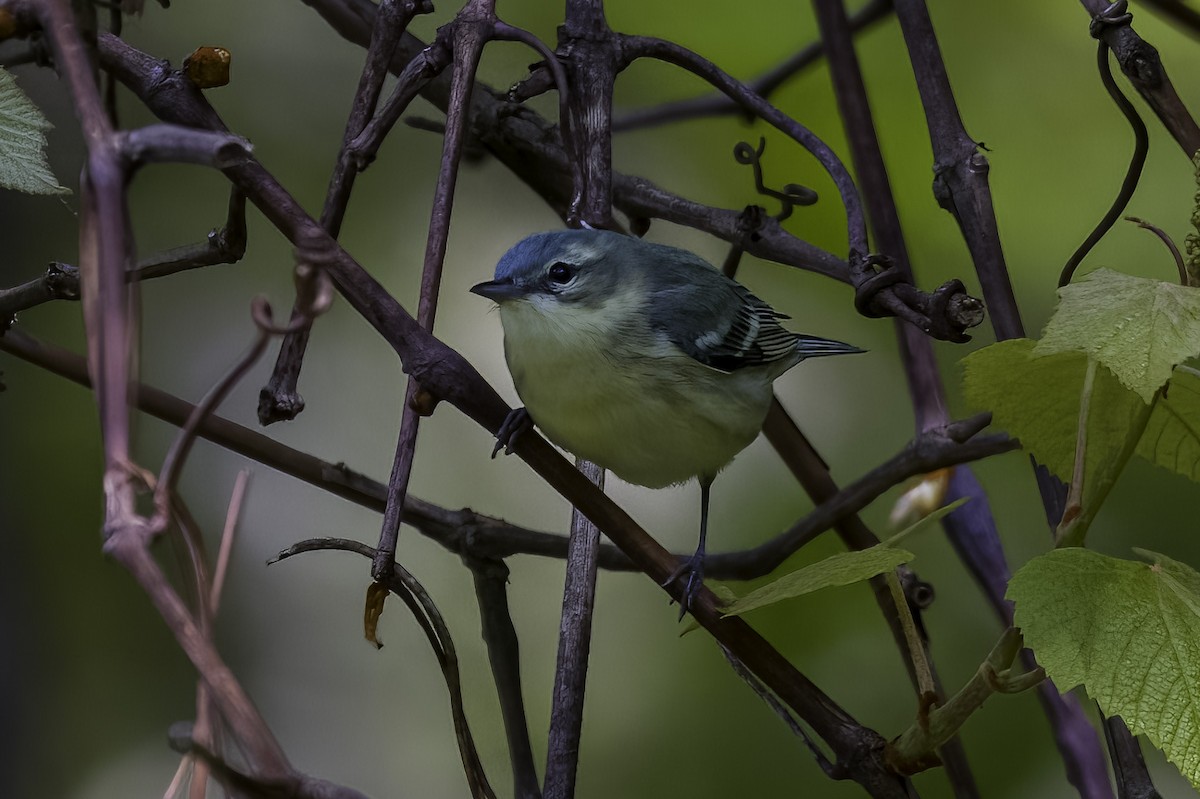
494 229 625 282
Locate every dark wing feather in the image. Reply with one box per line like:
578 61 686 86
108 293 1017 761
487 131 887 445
647 262 800 373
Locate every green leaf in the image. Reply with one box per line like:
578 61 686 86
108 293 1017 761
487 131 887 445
1034 269 1200 403
721 546 913 619
962 340 1145 484
717 500 964 619
1009 548 1200 789
1138 367 1200 482
0 67 69 195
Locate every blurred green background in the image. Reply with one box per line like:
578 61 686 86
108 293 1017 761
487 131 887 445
3 1 1200 797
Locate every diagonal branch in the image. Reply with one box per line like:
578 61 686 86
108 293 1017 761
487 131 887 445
371 0 492 584
296 0 982 342
1 326 1016 585
611 0 894 132
90 34 910 794
1078 0 1200 156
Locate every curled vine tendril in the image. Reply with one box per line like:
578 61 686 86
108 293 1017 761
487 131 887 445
1060 1 1146 288
733 138 818 221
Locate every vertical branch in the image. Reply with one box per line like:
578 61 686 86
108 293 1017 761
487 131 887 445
809 2 980 794
37 0 136 525
891 0 1023 342
371 2 490 580
810 0 945 430
544 3 614 795
260 0 430 424
891 1 1113 795
544 463 603 799
560 0 614 226
469 557 542 799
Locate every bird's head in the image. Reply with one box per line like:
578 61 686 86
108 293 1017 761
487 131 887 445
470 229 639 316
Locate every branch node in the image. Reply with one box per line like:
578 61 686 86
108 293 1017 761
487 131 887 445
1089 1 1133 39
852 254 906 318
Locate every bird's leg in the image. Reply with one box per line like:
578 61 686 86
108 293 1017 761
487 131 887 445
492 407 532 458
664 477 711 619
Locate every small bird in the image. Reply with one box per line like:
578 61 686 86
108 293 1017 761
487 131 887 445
471 229 861 614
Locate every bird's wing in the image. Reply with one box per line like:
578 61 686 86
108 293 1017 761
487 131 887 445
649 269 800 373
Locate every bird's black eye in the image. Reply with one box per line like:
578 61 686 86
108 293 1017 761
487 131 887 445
547 262 576 285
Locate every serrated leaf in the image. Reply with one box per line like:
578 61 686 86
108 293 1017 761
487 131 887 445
719 500 966 619
0 67 69 195
962 340 1145 485
1009 548 1200 789
1138 368 1200 482
721 547 913 619
1035 269 1200 402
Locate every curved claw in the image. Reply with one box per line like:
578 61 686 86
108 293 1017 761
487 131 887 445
492 407 533 458
663 553 706 621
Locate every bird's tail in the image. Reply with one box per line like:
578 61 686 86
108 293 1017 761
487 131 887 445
795 334 865 359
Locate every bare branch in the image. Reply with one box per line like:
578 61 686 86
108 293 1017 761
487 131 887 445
1078 0 1200 156
467 556 542 799
611 0 893 132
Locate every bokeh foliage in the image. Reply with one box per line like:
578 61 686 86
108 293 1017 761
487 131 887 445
3 1 1200 797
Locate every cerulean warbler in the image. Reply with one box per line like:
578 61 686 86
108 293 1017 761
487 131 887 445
471 229 861 612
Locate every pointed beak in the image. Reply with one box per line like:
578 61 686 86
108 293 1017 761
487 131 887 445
470 279 529 303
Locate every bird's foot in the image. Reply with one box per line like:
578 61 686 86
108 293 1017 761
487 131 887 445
492 407 532 458
663 553 705 621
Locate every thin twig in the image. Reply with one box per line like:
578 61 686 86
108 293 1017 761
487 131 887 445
153 298 273 519
1124 216 1187 285
36 0 138 527
272 538 498 798
885 570 935 698
618 34 868 263
544 461 603 799
892 1 1113 793
1 325 1017 581
212 470 250 614
1 187 247 321
719 644 836 776
809 5 980 789
466 556 542 799
295 0 982 340
611 0 893 132
259 0 432 424
371 0 491 581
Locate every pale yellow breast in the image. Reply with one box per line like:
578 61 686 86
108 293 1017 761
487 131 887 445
499 300 772 487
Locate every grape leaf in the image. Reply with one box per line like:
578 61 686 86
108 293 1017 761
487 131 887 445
1009 548 1200 789
720 500 965 619
1138 368 1200 483
962 340 1144 485
0 67 69 195
1035 269 1200 403
720 547 913 619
